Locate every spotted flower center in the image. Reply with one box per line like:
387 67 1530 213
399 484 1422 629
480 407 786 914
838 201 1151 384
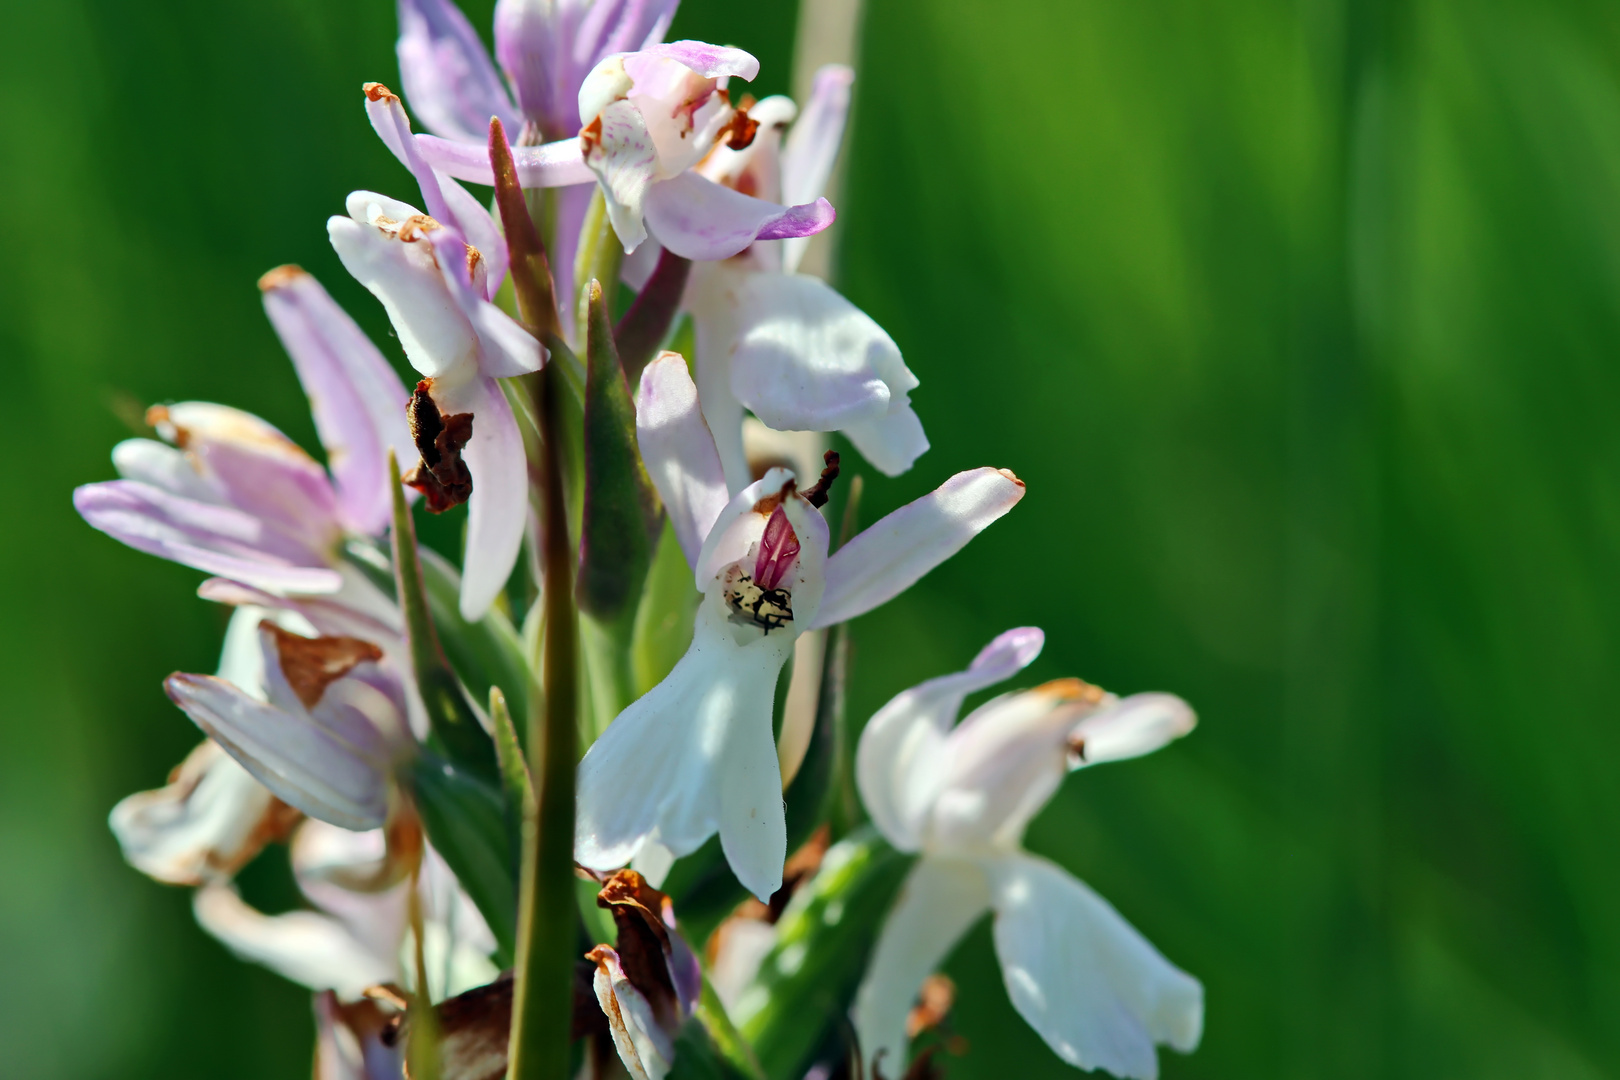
722 504 801 634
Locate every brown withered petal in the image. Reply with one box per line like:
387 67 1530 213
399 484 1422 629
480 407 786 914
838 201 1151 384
802 451 842 509
722 106 760 151
385 965 609 1079
596 870 678 1009
263 624 384 709
404 379 475 513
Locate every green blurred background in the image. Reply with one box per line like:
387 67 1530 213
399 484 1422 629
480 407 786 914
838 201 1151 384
3 0 1617 1075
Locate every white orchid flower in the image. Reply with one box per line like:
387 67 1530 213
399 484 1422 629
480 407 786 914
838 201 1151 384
673 65 927 490
852 627 1204 1079
574 353 1026 902
329 189 542 620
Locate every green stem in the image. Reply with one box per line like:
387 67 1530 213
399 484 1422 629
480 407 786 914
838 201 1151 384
490 117 578 1080
579 611 638 740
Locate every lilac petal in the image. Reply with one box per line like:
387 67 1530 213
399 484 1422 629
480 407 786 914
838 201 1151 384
167 668 391 831
364 87 509 293
810 468 1026 629
433 375 528 620
426 229 542 377
856 627 1045 851
260 267 415 538
781 64 854 273
492 0 571 135
364 85 456 225
415 132 594 188
644 171 833 262
635 352 729 572
111 438 221 502
329 203 478 379
628 41 759 82
157 403 345 555
396 0 518 142
74 481 343 593
579 0 680 63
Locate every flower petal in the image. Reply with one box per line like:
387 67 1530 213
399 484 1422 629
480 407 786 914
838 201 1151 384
260 266 415 537
593 947 676 1080
363 86 509 296
107 740 283 886
395 0 518 142
780 64 854 273
811 468 1025 629
986 852 1203 1078
1070 693 1197 768
717 674 789 902
73 480 344 593
644 171 834 262
633 40 759 81
856 627 1045 851
575 600 794 899
635 351 729 572
329 205 478 379
166 668 391 831
111 438 221 502
425 228 542 377
431 375 528 620
717 274 925 470
585 97 658 253
414 132 594 188
851 856 992 1075
194 882 398 998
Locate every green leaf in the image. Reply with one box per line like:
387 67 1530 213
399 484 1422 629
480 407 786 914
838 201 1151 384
782 622 850 849
661 835 747 947
735 827 913 1080
632 517 700 696
386 453 498 778
577 278 662 623
409 751 517 965
419 546 532 732
669 977 766 1080
489 686 533 879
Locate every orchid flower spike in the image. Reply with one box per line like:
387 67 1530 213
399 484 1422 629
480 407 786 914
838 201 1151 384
576 42 836 258
665 65 927 489
851 628 1204 1079
574 353 1026 902
329 190 541 619
74 269 414 616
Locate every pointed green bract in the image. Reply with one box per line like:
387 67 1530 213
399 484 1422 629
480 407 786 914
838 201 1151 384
734 828 913 1080
578 279 662 622
410 751 518 964
387 453 497 777
632 518 700 696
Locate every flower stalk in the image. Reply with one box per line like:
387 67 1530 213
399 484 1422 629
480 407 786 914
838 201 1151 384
491 116 579 1080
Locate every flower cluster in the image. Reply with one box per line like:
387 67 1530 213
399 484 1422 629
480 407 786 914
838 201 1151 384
75 2 1204 1078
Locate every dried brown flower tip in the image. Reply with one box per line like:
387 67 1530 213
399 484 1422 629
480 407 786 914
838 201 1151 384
403 379 475 512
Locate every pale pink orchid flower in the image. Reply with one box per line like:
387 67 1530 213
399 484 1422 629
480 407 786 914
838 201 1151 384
657 65 928 490
329 189 542 620
74 269 414 620
573 353 1026 902
851 628 1204 1080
